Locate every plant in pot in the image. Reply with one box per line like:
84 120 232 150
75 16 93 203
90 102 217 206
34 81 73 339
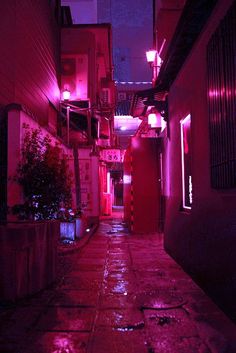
57 206 85 241
12 125 73 221
5 125 74 299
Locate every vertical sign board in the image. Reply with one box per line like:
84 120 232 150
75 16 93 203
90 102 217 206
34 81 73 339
180 114 192 209
80 159 92 211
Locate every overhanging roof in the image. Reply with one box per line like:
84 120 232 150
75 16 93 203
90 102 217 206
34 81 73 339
130 0 218 117
130 88 167 118
156 0 218 90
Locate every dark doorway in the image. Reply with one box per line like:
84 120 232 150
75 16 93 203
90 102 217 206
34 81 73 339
110 170 123 207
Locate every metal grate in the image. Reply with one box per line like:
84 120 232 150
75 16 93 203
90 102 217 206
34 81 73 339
207 1 236 189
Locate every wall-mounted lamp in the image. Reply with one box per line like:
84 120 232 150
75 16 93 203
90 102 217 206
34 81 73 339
148 111 162 129
146 50 157 65
144 99 168 121
146 49 163 86
148 107 166 132
146 38 166 86
62 88 71 101
61 89 71 145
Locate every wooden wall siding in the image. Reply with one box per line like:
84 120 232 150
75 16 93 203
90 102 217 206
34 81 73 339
0 113 8 221
0 0 60 124
207 1 236 188
0 2 15 105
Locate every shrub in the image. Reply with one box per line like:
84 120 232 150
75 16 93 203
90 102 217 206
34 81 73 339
12 125 73 220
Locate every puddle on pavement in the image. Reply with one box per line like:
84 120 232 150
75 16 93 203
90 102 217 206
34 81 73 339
138 291 186 310
106 230 118 234
103 280 129 295
60 239 75 245
114 321 145 332
149 315 174 326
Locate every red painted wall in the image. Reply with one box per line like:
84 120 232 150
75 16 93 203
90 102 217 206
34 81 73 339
123 147 131 224
163 0 236 317
0 0 60 124
124 137 161 233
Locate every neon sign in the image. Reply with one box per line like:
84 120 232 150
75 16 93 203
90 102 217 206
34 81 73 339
180 114 192 209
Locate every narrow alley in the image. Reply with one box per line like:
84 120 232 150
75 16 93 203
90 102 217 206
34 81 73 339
1 214 236 353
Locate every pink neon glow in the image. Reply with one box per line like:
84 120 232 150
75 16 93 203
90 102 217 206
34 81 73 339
146 50 157 63
54 336 76 352
180 114 192 210
107 171 111 193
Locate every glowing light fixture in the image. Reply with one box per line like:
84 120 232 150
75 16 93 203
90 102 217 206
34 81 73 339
146 50 157 64
61 89 71 145
148 112 162 128
62 88 71 101
146 39 166 85
120 126 127 131
180 114 192 210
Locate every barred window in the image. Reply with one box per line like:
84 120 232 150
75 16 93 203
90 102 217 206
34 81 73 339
207 1 236 189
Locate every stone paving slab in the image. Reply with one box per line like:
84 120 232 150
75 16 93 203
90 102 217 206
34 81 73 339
0 218 236 353
89 328 148 353
25 332 89 353
96 308 144 328
100 293 138 309
35 307 95 332
48 289 98 307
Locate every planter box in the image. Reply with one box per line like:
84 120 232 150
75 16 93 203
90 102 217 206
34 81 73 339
60 222 76 241
60 216 87 240
0 220 60 301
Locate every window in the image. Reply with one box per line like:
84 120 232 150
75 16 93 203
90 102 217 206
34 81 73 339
180 114 192 210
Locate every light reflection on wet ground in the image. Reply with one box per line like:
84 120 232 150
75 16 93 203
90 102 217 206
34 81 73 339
1 217 236 353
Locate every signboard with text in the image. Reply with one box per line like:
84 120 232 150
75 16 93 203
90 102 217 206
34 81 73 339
101 149 125 163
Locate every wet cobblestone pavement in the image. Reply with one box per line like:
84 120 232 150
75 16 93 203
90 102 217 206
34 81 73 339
1 218 236 353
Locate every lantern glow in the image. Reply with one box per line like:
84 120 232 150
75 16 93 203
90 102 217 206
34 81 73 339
148 112 162 128
62 89 71 101
146 50 157 64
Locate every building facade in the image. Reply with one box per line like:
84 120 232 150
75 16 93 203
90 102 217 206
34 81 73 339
130 0 236 320
0 0 63 220
162 0 236 320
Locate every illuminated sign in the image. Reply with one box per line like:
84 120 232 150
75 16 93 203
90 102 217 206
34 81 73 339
101 149 125 163
180 114 192 209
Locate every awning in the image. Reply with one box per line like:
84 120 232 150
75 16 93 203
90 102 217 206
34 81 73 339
130 87 168 119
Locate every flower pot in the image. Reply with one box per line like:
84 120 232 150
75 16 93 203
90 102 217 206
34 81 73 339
60 221 76 241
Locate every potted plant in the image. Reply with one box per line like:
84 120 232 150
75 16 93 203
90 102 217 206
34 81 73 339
58 207 86 241
2 125 73 301
12 125 72 220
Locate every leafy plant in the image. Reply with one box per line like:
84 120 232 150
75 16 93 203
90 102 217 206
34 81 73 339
57 207 83 222
12 125 73 220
